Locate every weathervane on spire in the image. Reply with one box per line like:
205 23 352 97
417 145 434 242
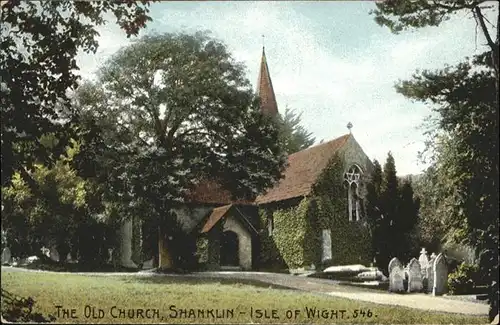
347 122 353 133
262 34 265 50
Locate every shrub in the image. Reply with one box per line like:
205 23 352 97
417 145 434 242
1 289 56 323
448 262 480 295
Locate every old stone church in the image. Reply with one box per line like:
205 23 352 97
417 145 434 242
118 48 374 271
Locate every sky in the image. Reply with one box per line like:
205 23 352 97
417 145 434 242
76 1 498 176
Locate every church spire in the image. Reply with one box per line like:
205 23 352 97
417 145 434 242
256 45 279 117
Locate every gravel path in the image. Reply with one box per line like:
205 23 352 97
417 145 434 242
2 267 489 316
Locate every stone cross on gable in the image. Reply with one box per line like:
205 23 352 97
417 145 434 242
420 248 427 255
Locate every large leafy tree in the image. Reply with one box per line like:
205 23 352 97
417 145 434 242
373 1 498 319
74 32 287 269
1 0 154 190
277 106 315 154
1 138 115 264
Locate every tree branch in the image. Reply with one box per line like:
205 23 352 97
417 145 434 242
474 6 497 51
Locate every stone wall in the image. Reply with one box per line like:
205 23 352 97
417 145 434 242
341 135 374 176
223 214 252 270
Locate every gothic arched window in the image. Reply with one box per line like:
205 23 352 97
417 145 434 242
344 165 363 221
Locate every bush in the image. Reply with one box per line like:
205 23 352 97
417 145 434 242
1 289 56 323
448 262 480 295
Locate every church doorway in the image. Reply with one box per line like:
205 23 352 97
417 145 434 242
220 230 239 267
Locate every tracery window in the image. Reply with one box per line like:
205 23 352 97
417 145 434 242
344 165 363 221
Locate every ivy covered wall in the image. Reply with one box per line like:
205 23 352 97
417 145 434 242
257 153 373 270
312 152 372 267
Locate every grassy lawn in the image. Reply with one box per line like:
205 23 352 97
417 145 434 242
1 270 489 324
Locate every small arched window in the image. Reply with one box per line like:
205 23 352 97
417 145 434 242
344 165 363 221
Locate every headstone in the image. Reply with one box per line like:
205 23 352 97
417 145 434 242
108 248 114 263
26 256 39 264
407 258 423 292
49 247 59 262
426 255 435 293
432 253 448 296
388 257 403 275
388 258 404 292
323 264 370 273
142 258 154 269
418 248 429 277
356 270 387 282
1 247 12 265
41 246 50 258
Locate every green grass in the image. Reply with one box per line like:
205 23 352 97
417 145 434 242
1 271 489 324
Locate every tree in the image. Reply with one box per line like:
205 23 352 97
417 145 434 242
1 139 115 264
372 2 498 319
366 154 420 272
365 159 385 267
1 0 155 190
73 32 287 270
412 165 447 253
396 54 498 320
277 106 315 154
372 0 499 91
394 179 420 261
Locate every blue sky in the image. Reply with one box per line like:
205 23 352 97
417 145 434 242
76 1 498 176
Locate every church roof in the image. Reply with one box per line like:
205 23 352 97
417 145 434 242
200 204 233 233
256 47 279 117
199 204 258 234
254 134 351 204
184 179 254 205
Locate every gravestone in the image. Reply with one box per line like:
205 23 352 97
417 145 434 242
426 255 435 293
432 253 448 296
418 248 429 277
388 257 402 275
108 248 114 263
407 258 423 292
357 269 387 282
142 258 154 269
26 256 39 264
388 258 405 292
41 246 50 258
1 247 12 265
49 247 59 262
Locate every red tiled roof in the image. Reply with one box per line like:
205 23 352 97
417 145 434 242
256 47 278 118
185 179 254 205
200 204 232 233
255 134 350 204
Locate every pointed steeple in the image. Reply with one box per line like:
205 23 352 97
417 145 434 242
256 46 279 117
